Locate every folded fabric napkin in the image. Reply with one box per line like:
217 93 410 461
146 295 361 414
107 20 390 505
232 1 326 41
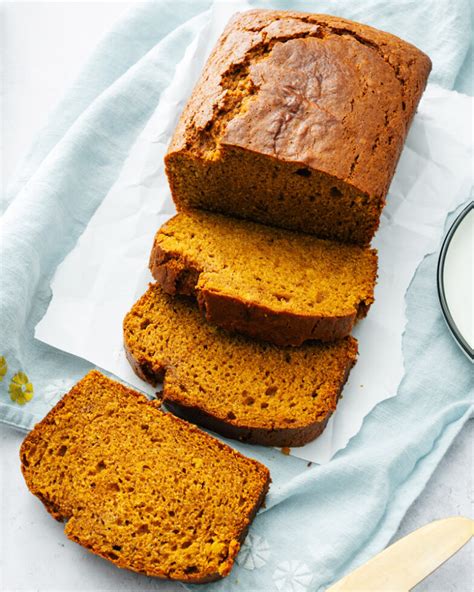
1 1 472 590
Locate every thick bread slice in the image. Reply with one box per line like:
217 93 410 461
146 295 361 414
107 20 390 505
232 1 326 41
20 371 270 583
150 211 377 346
124 284 358 447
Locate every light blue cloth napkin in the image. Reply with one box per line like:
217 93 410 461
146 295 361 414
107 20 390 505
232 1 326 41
1 1 472 590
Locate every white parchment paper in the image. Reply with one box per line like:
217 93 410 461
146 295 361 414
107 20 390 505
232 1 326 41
36 2 473 463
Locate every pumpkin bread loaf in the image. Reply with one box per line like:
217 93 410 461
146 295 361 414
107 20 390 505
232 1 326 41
123 284 358 447
165 9 431 245
20 371 270 583
150 211 377 346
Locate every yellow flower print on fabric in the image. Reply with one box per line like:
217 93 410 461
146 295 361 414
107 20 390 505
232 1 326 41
9 371 34 405
0 357 7 382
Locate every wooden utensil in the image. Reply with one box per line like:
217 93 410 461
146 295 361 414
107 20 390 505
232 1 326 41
327 516 473 591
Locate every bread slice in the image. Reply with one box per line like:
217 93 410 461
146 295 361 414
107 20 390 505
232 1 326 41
150 211 377 346
20 371 270 583
124 284 358 447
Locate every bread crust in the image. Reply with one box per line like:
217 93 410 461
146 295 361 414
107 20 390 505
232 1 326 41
150 239 373 346
168 9 432 160
164 399 331 448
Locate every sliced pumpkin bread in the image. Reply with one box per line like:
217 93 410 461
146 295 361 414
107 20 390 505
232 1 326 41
150 211 377 346
20 371 270 583
124 284 358 447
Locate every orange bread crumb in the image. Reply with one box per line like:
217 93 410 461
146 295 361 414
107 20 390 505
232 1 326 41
20 371 270 583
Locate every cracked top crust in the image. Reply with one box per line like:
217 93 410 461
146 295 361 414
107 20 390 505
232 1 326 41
168 9 431 199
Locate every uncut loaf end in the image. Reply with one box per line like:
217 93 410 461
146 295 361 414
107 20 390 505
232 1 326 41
165 9 431 245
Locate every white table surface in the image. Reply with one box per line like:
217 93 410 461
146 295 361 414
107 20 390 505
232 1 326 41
1 3 472 591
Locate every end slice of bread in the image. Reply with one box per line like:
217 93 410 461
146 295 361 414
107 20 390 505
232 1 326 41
20 371 270 583
124 284 358 447
150 211 377 346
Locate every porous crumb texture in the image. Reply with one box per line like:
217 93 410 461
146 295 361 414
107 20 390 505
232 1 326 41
151 211 377 345
123 284 358 447
165 9 431 245
20 371 270 583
